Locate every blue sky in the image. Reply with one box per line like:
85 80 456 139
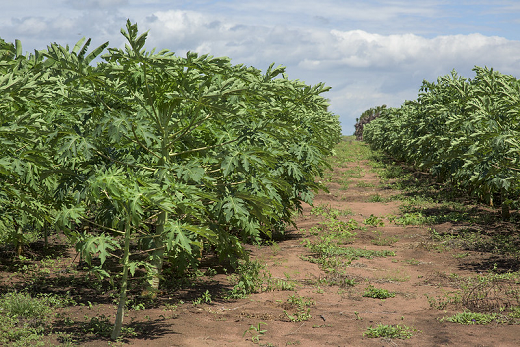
2 0 520 134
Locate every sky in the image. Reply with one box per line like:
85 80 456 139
2 0 520 134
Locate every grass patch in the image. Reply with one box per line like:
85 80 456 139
371 236 398 246
0 291 72 346
363 324 416 339
440 311 498 325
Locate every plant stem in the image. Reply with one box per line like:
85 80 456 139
111 219 131 340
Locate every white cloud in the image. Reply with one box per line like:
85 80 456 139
2 1 520 134
65 0 129 9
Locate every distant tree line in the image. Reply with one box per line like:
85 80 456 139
354 105 386 140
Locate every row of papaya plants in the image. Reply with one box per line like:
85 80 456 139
0 20 341 339
363 67 520 220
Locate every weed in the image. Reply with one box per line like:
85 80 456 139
227 260 266 299
265 271 296 291
81 315 113 338
405 258 421 265
425 292 463 310
357 181 376 188
344 278 357 286
163 302 179 318
192 290 212 305
363 285 396 299
0 292 57 346
393 212 428 225
205 267 218 276
304 238 394 260
243 322 267 343
363 214 385 227
378 268 411 282
368 193 383 202
371 236 398 246
363 324 416 339
310 204 352 218
284 295 314 322
0 291 73 346
0 292 52 319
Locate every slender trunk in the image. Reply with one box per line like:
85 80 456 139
43 221 48 250
144 143 169 297
15 223 23 257
501 188 510 221
145 210 166 298
111 219 131 340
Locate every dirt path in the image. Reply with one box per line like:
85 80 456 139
19 139 518 346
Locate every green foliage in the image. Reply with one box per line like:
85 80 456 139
363 324 416 339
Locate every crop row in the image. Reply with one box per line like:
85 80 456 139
363 67 520 219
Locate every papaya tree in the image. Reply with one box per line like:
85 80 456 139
43 20 340 339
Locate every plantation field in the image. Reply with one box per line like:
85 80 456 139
2 137 520 346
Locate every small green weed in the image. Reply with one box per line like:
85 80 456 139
0 291 73 346
363 214 385 227
243 322 267 344
368 194 384 202
81 315 113 338
265 272 296 291
392 212 428 225
425 292 462 310
357 181 376 188
192 290 212 305
371 236 398 246
284 295 314 322
0 292 52 319
363 285 396 299
405 258 421 265
227 260 266 299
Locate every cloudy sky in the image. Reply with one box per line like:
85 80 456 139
2 0 520 134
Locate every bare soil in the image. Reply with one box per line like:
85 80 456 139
2 142 520 347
